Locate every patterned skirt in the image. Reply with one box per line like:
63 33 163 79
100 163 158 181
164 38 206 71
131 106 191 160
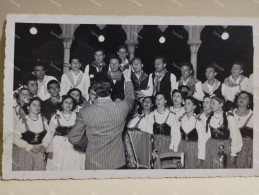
12 144 46 171
204 138 232 169
178 140 198 169
236 137 253 168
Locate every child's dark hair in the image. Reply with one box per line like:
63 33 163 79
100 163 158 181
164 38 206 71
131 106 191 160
234 90 253 110
47 80 60 90
67 88 83 106
171 89 184 106
185 96 201 115
58 95 77 112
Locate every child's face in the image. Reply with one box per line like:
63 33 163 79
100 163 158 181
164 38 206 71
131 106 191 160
231 64 243 77
172 92 183 106
203 97 211 112
205 67 216 80
71 59 81 71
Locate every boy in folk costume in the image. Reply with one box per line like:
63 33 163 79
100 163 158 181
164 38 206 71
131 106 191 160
202 65 222 97
117 45 130 71
131 56 153 100
60 57 90 100
178 61 204 101
84 49 108 84
221 61 249 109
151 56 178 106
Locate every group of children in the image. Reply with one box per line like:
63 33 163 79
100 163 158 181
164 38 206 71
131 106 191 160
12 45 253 170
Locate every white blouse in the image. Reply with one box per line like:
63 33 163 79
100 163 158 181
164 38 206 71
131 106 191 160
222 75 249 102
208 112 243 156
13 115 52 152
179 114 207 160
127 113 151 133
169 107 185 121
147 109 181 152
233 109 253 129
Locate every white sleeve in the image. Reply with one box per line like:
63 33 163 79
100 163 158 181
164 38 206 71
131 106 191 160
228 116 243 156
84 64 90 77
41 120 52 150
60 74 69 96
169 115 181 152
146 113 154 135
141 74 154 97
193 81 205 101
196 120 206 160
13 119 33 152
170 74 178 94
83 75 90 100
127 115 140 128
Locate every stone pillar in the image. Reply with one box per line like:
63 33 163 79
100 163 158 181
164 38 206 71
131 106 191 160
184 25 204 78
59 24 80 73
122 25 143 61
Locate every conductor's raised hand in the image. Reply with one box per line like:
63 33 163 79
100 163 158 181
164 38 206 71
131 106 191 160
123 66 132 81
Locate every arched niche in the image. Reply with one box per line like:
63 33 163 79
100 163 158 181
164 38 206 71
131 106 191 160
197 26 253 82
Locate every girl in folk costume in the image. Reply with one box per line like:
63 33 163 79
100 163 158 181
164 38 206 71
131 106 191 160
67 88 84 112
178 62 204 101
202 65 222 97
13 87 30 125
131 57 153 100
233 91 253 168
46 95 85 170
107 54 125 101
60 57 90 101
204 95 243 168
169 89 185 121
177 97 206 169
152 56 178 106
147 92 181 158
13 97 52 171
127 96 154 133
221 61 249 109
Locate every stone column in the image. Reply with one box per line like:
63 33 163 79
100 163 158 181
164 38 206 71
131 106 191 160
59 24 79 73
122 25 143 61
184 25 204 78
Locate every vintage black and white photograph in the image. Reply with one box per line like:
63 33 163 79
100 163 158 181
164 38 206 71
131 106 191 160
3 15 259 179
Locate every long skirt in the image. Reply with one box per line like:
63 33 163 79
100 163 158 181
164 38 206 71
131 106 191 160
153 134 173 168
178 140 198 169
204 138 232 169
12 144 45 171
236 137 253 168
46 136 85 170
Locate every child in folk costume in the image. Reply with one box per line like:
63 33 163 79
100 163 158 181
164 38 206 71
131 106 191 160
177 97 206 169
60 57 90 101
67 88 84 112
127 96 154 133
202 65 222 97
147 92 181 160
204 95 243 168
13 97 52 171
221 61 249 110
169 89 185 121
46 95 85 170
233 91 253 168
178 62 204 101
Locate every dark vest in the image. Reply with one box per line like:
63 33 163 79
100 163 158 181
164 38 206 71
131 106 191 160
180 127 198 141
203 83 223 97
152 72 172 106
109 75 125 101
131 71 149 91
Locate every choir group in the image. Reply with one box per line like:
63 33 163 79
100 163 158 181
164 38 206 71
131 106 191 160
12 45 253 170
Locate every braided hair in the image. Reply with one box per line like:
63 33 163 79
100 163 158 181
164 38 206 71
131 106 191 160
206 95 228 132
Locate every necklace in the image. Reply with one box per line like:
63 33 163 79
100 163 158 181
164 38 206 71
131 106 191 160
28 115 39 121
62 112 72 121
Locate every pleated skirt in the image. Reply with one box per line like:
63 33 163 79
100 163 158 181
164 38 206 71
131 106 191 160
204 138 232 169
236 137 253 168
178 139 198 169
12 144 46 171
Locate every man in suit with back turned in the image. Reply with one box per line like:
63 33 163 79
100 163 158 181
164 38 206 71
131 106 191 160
68 67 135 170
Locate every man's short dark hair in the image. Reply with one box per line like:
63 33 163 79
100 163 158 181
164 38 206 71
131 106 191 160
108 54 120 63
47 80 60 90
205 64 217 72
118 45 128 52
94 48 105 55
33 63 45 71
131 56 142 64
154 55 166 64
69 56 81 64
92 73 112 97
24 74 38 86
232 61 245 70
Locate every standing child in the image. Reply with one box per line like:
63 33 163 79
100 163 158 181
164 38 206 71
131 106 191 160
46 95 85 170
